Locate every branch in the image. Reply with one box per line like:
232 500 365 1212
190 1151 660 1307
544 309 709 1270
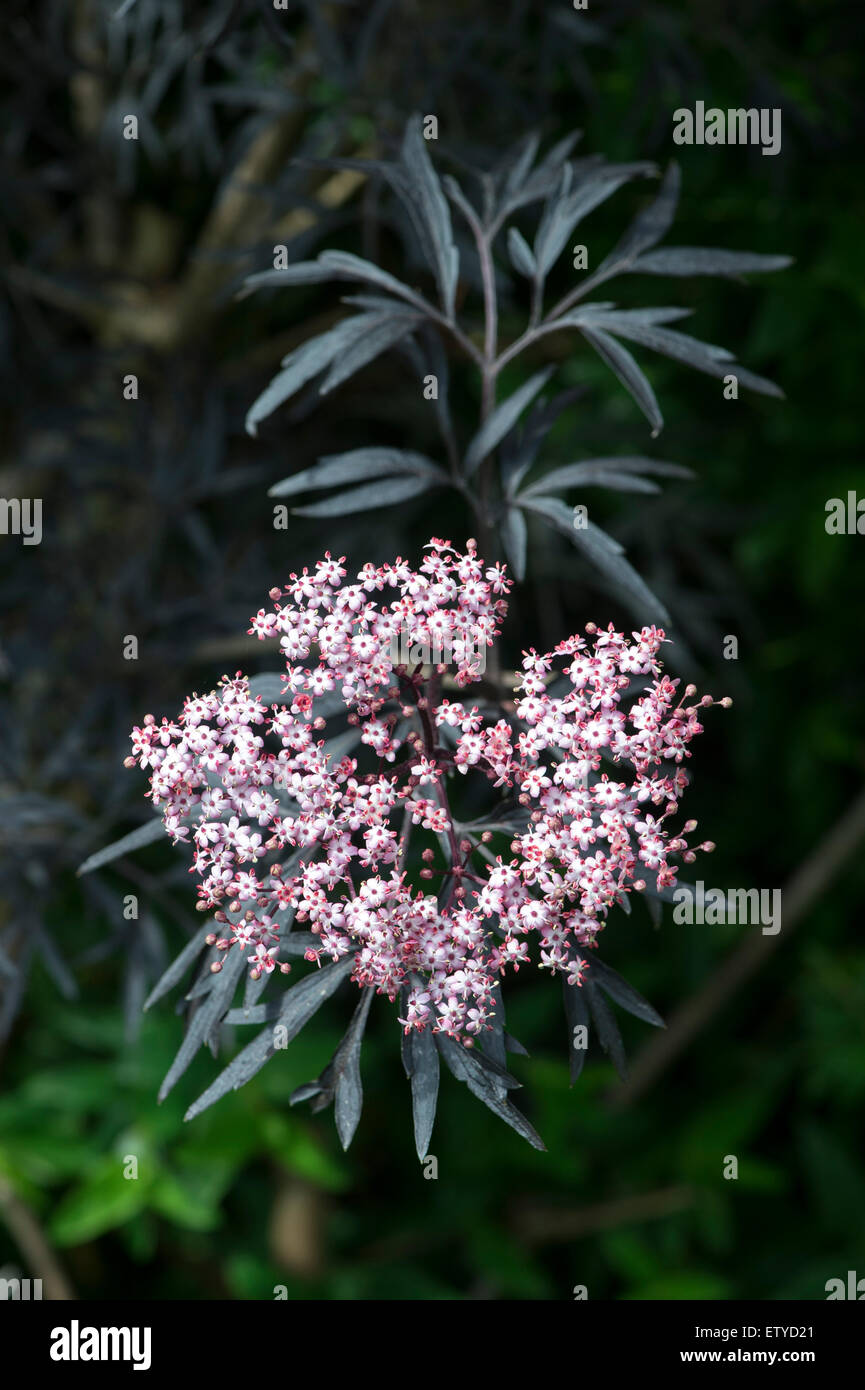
0 1177 76 1300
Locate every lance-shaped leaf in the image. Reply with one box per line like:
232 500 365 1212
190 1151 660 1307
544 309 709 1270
586 311 784 398
269 447 445 500
584 973 629 1080
579 324 664 435
240 249 427 312
183 953 356 1120
521 455 693 499
562 975 591 1084
593 161 681 280
247 310 415 435
332 987 375 1150
400 989 441 1161
520 494 671 626
501 386 587 499
318 309 422 395
533 162 654 278
630 247 792 278
247 673 287 705
390 118 459 318
238 260 340 297
77 817 165 876
507 226 537 278
143 922 213 1012
497 131 542 204
588 957 665 1028
290 473 440 518
501 506 527 580
436 1033 546 1151
159 947 247 1101
464 367 555 476
246 317 371 435
496 131 583 220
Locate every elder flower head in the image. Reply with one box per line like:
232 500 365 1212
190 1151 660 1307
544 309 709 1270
128 539 726 1044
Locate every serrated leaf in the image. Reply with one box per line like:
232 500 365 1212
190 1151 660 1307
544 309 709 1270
291 473 437 517
183 954 356 1120
269 447 444 499
464 368 555 477
77 817 165 876
631 247 792 277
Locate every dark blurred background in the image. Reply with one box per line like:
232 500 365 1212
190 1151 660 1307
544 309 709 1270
1 0 864 1300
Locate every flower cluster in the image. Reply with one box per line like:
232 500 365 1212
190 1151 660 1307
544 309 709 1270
128 539 726 1042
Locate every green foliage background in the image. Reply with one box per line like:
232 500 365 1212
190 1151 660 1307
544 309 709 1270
1 0 863 1300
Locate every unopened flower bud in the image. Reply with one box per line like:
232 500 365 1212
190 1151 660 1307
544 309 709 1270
210 961 223 974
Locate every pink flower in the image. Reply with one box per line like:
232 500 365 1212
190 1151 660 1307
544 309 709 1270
129 540 725 1043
